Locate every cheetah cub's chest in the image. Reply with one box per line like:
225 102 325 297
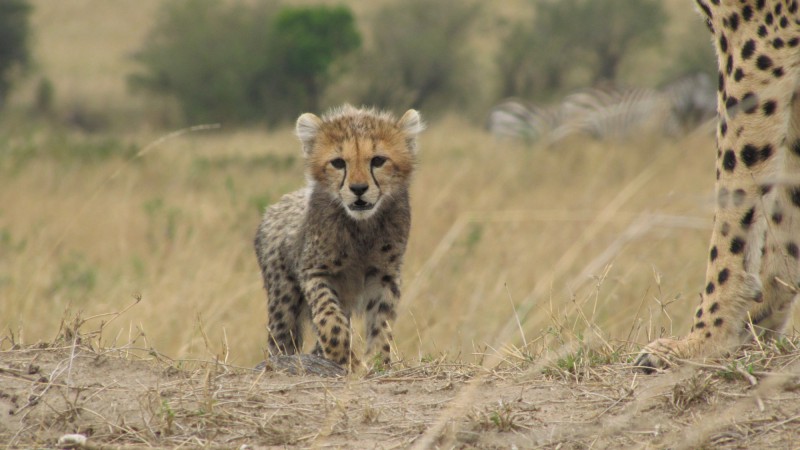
254 105 424 371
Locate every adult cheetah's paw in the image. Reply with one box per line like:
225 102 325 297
634 338 683 374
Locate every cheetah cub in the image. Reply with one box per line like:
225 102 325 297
254 105 424 370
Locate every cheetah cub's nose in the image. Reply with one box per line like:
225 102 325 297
349 183 368 196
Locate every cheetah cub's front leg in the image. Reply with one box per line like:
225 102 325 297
363 260 403 366
636 0 800 372
302 272 357 367
255 105 424 372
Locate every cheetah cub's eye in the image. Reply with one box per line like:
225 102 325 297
330 158 346 169
371 156 387 168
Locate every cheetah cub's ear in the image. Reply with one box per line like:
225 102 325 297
398 109 425 154
296 112 323 157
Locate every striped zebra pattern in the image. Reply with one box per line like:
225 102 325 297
488 73 716 144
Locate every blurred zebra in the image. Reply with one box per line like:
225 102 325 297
550 86 678 143
486 98 563 143
661 72 716 130
487 73 716 144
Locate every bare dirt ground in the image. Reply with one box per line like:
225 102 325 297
2 334 800 449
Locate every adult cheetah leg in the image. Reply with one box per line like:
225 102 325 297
302 276 357 368
756 81 800 336
636 0 800 371
363 274 400 366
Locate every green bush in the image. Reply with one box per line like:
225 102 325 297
34 76 54 116
0 0 32 109
349 0 481 115
129 1 360 125
498 0 667 100
269 7 360 113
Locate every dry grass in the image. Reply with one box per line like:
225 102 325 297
1 118 725 366
6 114 800 446
0 0 795 417
3 1 729 360
2 318 800 448
3 1 800 448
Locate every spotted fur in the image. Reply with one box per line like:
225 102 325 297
636 0 800 372
255 105 423 370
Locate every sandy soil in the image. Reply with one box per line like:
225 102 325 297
2 340 799 449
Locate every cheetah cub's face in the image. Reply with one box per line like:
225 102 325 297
296 105 424 220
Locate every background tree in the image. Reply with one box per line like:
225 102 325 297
575 0 667 83
349 0 481 115
661 14 716 83
0 0 32 109
129 0 360 125
269 7 360 113
497 0 667 101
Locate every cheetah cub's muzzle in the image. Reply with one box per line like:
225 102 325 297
345 181 379 217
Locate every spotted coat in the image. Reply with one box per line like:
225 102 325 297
637 0 800 371
255 105 423 370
